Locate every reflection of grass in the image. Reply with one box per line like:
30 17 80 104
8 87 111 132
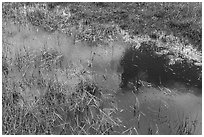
175 112 200 135
130 87 201 135
176 118 196 135
2 47 120 135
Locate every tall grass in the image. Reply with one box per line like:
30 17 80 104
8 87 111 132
2 45 121 134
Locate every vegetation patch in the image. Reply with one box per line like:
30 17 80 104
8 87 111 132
2 2 202 135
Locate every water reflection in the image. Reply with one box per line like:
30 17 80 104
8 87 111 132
113 86 202 135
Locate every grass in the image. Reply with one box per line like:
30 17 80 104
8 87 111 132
174 111 200 135
2 2 201 49
176 117 197 135
2 45 121 135
2 2 202 135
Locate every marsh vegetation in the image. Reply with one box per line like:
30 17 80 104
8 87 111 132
2 2 202 135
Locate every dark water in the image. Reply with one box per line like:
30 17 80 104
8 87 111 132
68 36 202 134
90 42 202 135
92 66 202 134
120 42 202 90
